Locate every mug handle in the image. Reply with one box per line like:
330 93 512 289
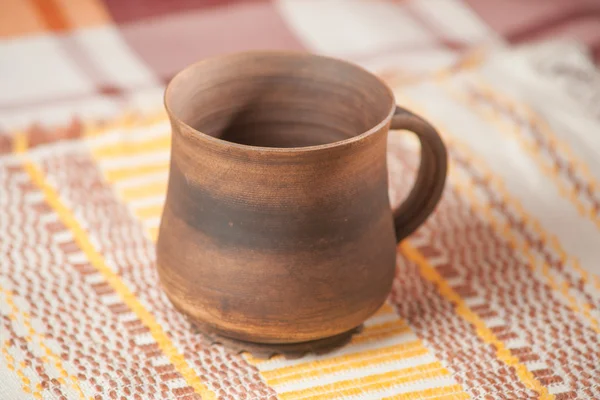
389 106 448 242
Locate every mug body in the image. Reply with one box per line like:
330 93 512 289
158 51 398 343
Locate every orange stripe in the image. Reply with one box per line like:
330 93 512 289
135 204 164 220
262 340 425 383
104 162 170 182
148 226 159 242
381 385 469 400
120 181 167 200
93 135 171 158
247 319 410 366
352 319 410 344
279 362 448 400
52 0 111 29
0 0 46 37
84 111 168 138
29 0 70 32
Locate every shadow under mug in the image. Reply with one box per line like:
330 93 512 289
157 51 447 348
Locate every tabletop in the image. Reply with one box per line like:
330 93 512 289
1 1 600 399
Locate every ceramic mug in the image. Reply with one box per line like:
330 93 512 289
157 51 447 347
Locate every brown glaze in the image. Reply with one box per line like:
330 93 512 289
157 51 447 348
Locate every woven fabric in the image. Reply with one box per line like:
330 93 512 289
1 1 600 399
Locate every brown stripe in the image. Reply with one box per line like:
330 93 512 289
29 0 71 32
505 3 600 43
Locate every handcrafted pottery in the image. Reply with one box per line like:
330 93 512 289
157 51 447 354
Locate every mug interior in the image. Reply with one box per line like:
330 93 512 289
165 52 394 149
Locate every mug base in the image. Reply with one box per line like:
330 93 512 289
190 319 363 359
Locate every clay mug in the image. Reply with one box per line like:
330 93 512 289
157 51 447 348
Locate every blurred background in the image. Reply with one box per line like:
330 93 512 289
1 0 599 134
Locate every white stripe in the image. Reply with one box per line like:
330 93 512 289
66 252 88 264
481 316 506 328
100 293 121 306
276 0 433 56
52 230 73 243
363 312 399 328
128 195 165 210
343 376 458 400
5 171 29 182
84 273 105 285
134 332 157 347
99 150 170 170
548 383 574 396
24 191 45 204
462 296 484 307
503 337 527 349
273 352 439 394
255 330 418 372
114 171 168 189
526 361 549 371
86 121 170 149
39 213 59 224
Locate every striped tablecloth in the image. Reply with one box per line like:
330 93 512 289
1 1 600 399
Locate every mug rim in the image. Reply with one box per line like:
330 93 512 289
164 50 396 153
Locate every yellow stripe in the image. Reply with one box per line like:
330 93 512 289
377 47 485 88
351 319 410 344
20 158 216 400
400 242 552 399
375 302 395 315
280 362 448 400
135 203 164 220
120 181 167 200
92 134 171 158
148 226 159 242
104 161 169 182
396 90 600 329
84 110 168 137
13 132 28 153
263 340 426 384
247 319 411 366
382 385 469 400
